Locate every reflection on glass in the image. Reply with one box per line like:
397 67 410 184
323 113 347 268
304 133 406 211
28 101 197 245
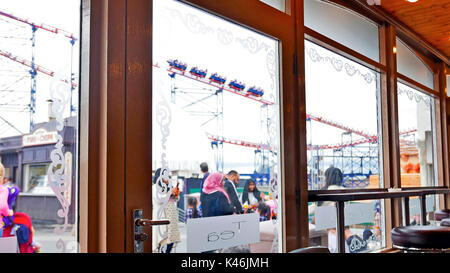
153 0 282 253
0 0 80 253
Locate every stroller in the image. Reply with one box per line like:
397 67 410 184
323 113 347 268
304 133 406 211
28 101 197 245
1 212 39 253
0 186 39 253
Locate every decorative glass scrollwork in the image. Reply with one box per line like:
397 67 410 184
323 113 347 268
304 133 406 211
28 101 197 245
167 7 277 92
47 72 74 253
397 86 432 108
305 46 377 84
154 78 174 246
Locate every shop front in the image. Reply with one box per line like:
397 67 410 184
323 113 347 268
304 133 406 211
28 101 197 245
0 117 77 224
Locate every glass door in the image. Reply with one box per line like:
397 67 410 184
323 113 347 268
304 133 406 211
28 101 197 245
151 0 293 253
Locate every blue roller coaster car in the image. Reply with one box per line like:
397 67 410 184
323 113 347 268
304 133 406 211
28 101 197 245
209 73 226 84
167 59 187 72
247 86 264 97
228 80 246 91
189 67 207 78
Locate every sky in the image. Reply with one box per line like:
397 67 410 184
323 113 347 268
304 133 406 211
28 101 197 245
0 0 80 136
151 0 432 177
152 0 280 174
0 0 431 178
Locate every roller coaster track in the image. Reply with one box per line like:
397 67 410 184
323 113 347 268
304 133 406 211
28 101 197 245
0 48 76 88
0 10 77 42
154 63 418 151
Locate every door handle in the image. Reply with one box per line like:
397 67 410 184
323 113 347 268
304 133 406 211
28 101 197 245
135 219 170 227
133 209 170 253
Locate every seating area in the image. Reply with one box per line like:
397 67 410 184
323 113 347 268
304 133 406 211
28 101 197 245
391 226 450 252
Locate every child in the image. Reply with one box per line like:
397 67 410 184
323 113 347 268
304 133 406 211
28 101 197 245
0 163 13 228
185 196 202 222
256 201 271 222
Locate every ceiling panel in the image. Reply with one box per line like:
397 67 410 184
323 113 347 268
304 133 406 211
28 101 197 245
380 0 450 58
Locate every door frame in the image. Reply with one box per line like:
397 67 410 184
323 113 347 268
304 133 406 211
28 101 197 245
85 0 308 253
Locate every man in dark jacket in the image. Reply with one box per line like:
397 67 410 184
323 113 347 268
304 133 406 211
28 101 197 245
223 170 243 214
199 162 209 211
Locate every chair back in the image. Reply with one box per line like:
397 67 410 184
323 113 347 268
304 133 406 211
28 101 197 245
289 246 330 253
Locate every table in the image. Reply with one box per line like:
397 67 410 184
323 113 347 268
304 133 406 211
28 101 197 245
308 188 450 253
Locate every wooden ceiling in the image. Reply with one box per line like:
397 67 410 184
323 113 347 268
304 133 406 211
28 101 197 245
379 0 450 59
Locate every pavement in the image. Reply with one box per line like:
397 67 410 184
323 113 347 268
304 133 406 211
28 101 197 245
33 224 78 253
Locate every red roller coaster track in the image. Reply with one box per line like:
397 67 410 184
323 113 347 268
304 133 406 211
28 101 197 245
0 49 77 88
0 10 77 41
154 63 418 151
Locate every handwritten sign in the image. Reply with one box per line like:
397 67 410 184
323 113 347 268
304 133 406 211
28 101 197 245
22 128 58 147
186 213 260 253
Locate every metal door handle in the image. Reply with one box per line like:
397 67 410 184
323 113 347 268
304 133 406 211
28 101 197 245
133 209 170 253
135 219 170 227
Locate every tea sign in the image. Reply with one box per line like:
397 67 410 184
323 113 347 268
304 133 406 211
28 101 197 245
186 213 260 252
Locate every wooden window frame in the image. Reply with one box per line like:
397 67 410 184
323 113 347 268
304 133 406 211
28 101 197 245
82 0 450 253
84 0 309 253
303 0 450 252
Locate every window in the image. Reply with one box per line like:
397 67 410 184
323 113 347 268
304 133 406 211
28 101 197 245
304 0 380 61
397 83 437 188
259 0 286 13
22 163 53 195
305 40 383 191
397 82 439 226
152 0 282 253
0 0 81 253
305 39 385 252
396 38 434 89
447 75 450 97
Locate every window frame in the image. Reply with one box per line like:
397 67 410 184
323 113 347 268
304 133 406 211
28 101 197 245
303 0 450 252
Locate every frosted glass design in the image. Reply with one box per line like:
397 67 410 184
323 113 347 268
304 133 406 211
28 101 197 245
304 0 380 61
259 0 286 12
447 75 450 97
396 38 434 89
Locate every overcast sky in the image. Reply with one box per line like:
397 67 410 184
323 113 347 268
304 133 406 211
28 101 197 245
152 0 429 176
0 0 80 136
0 0 428 177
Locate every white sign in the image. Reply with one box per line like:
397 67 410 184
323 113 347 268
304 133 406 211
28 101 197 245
315 202 376 231
0 236 18 253
186 213 260 253
22 128 58 147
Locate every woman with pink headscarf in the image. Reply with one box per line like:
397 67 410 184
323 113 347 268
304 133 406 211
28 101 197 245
201 173 234 218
